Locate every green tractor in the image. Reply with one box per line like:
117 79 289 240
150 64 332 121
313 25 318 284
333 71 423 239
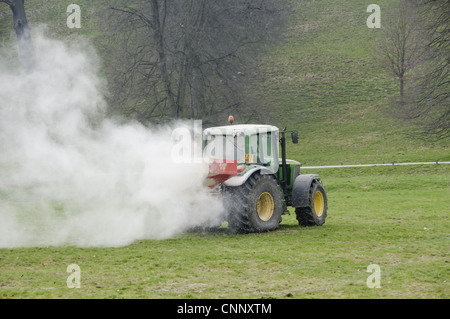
203 119 328 233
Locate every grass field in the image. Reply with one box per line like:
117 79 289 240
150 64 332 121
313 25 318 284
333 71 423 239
1 165 448 299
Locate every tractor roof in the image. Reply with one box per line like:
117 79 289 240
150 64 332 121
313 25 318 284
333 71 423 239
203 124 279 136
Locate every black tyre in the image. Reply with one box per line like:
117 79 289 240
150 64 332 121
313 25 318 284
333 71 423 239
295 180 327 226
223 172 283 233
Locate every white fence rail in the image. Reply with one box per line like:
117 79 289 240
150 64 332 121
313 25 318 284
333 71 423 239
301 161 450 169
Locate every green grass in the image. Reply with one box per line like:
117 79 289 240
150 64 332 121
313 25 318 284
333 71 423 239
254 0 449 165
1 165 448 299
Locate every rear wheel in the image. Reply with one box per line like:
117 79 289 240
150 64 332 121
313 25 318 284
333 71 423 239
295 180 327 226
223 172 283 233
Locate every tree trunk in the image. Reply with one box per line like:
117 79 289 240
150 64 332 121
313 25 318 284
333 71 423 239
400 77 404 102
1 0 35 70
150 0 178 118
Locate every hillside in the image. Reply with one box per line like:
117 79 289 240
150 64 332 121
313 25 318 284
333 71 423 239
252 0 449 165
0 0 448 166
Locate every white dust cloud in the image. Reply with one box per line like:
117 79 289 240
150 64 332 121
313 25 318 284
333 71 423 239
0 32 223 248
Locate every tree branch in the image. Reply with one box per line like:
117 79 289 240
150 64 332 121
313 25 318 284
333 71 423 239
0 0 14 7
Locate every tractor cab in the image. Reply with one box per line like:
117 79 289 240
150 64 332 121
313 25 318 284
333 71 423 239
203 124 279 188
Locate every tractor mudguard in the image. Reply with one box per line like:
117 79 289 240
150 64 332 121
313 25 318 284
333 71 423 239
291 174 319 208
223 167 274 187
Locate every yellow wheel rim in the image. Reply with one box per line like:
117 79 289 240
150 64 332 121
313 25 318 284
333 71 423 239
257 192 274 221
314 191 325 217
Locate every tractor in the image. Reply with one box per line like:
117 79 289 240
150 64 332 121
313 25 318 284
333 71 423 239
203 117 328 233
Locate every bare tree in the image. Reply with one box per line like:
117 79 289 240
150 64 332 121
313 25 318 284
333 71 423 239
0 0 34 70
103 0 286 125
378 0 426 104
408 0 449 139
378 0 449 140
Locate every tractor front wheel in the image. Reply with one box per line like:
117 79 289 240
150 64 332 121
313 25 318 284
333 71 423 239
295 180 327 226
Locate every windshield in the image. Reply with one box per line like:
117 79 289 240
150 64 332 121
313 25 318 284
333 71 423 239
203 134 245 163
203 131 278 173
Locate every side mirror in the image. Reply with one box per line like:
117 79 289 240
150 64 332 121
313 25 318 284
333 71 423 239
291 131 298 144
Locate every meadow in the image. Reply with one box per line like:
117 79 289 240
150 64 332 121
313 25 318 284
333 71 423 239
0 165 448 299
